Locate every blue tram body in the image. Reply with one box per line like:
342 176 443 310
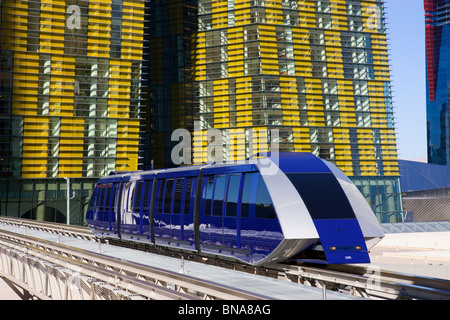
86 152 384 266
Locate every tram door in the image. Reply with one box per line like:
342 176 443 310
210 175 227 247
181 177 197 243
140 180 153 237
212 174 242 250
199 175 214 244
114 181 125 238
120 182 135 235
223 174 241 249
171 178 184 240
201 174 240 250
154 179 172 240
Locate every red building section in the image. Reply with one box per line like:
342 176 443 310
424 0 443 101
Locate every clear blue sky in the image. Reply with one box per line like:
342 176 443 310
384 0 427 162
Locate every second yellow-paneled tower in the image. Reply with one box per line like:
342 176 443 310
146 0 403 222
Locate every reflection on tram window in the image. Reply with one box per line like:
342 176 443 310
226 174 241 217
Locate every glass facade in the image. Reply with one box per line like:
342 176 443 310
144 0 198 168
0 178 96 225
424 0 450 166
0 0 403 223
145 0 403 222
0 0 147 224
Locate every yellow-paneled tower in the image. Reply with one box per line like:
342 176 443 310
1 0 144 178
0 0 146 224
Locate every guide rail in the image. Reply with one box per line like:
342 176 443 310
1 217 449 300
0 219 269 300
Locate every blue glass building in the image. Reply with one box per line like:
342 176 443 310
424 0 450 165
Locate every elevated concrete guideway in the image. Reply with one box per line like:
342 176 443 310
370 231 450 280
0 222 361 300
1 218 450 300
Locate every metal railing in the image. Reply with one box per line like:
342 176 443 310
1 217 449 300
280 264 450 300
0 221 269 300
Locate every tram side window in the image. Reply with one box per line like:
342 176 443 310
133 181 144 213
286 173 355 220
110 183 117 212
240 172 257 218
88 185 99 210
128 182 137 212
173 178 184 214
183 177 196 215
124 182 131 212
202 176 215 216
255 175 275 219
105 183 113 211
98 184 106 210
225 174 241 217
212 175 226 216
155 180 165 214
164 179 174 214
116 182 124 216
142 180 153 213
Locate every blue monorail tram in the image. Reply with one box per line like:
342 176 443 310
86 152 384 266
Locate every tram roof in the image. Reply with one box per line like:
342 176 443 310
99 152 332 183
